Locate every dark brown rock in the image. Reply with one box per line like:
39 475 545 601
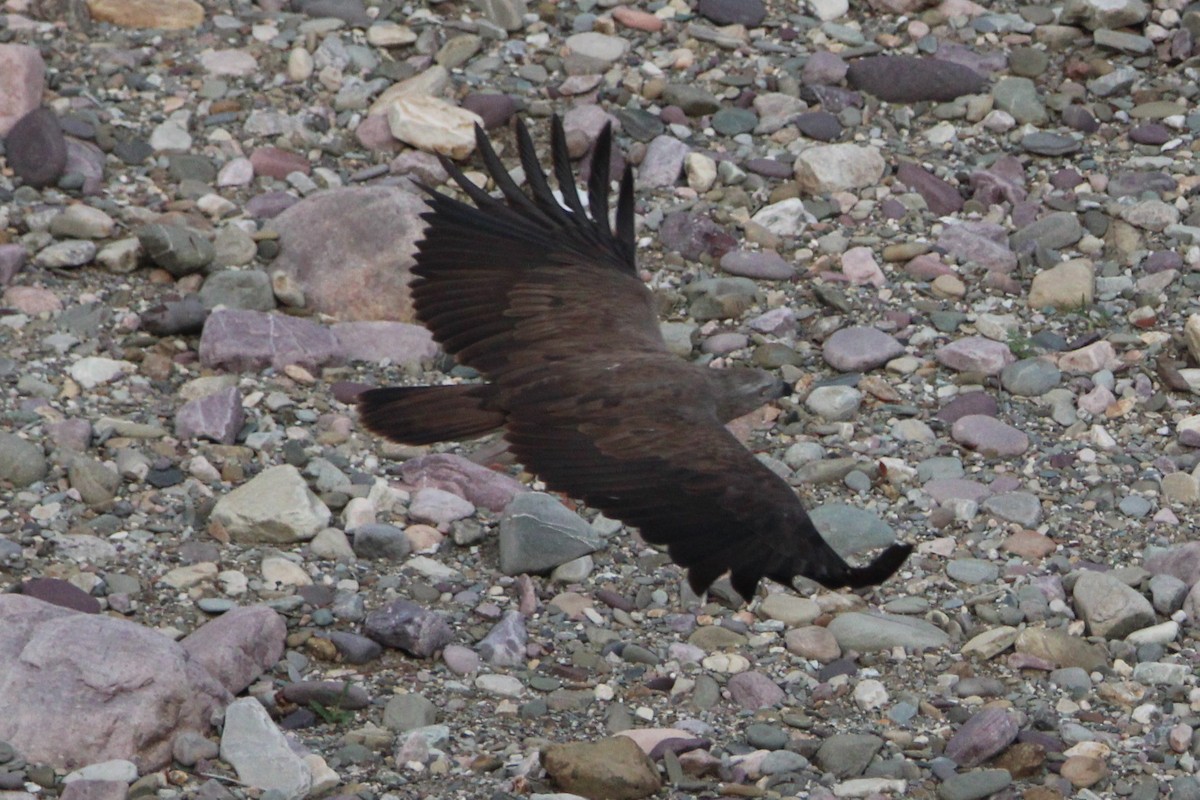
847 56 986 103
5 107 67 188
896 161 964 215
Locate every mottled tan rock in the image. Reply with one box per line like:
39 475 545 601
385 95 482 160
86 0 204 29
1028 258 1094 310
541 736 661 800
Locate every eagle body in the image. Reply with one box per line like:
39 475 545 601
358 116 912 602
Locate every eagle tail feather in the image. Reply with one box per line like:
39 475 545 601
356 385 504 446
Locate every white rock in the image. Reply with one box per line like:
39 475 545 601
367 21 416 47
210 464 331 544
69 356 134 389
287 48 314 82
261 556 313 588
63 759 138 784
807 0 849 20
475 674 525 697
853 678 889 710
794 144 885 193
220 697 312 800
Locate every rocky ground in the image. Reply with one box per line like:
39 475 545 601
1 0 1200 799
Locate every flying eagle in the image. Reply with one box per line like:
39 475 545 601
357 116 912 602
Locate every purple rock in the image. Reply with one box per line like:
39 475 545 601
727 671 785 710
648 737 711 761
175 386 244 445
969 155 1028 206
476 610 526 667
398 453 526 512
801 85 862 114
0 244 27 285
299 0 370 26
331 320 438 365
47 418 92 452
936 222 1018 273
1143 251 1183 274
793 111 842 142
1130 123 1171 146
1145 542 1200 586
801 51 848 86
280 680 370 709
743 158 794 179
719 250 795 280
327 631 383 664
937 392 998 425
924 479 993 504
21 577 101 614
198 308 341 372
364 599 454 658
5 107 67 188
1107 171 1176 198
1060 105 1099 133
822 326 905 372
63 137 105 195
933 42 1008 75
246 190 299 219
896 161 964 215
461 93 517 129
140 295 209 336
951 414 1030 457
1049 169 1084 190
880 198 907 220
847 56 986 103
945 707 1020 768
936 337 1016 376
639 134 689 188
696 0 765 26
660 211 735 261
180 605 287 695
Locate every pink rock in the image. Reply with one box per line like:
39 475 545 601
945 707 1019 767
0 44 45 135
0 594 231 771
823 326 904 371
1146 542 1200 586
398 453 525 512
1077 385 1115 415
408 486 475 525
840 246 886 286
175 385 244 444
266 186 427 322
3 285 61 314
1056 340 1119 374
727 671 785 710
905 253 956 280
936 336 1015 375
355 113 402 153
198 308 341 372
60 780 128 800
180 605 287 695
250 146 311 179
612 5 663 31
951 414 1030 457
617 728 695 755
924 478 993 504
331 320 437 365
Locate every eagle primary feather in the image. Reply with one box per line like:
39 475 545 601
357 116 912 602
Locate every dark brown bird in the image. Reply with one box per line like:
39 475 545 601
357 116 912 602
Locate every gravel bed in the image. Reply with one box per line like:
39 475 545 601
2 1 1200 799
